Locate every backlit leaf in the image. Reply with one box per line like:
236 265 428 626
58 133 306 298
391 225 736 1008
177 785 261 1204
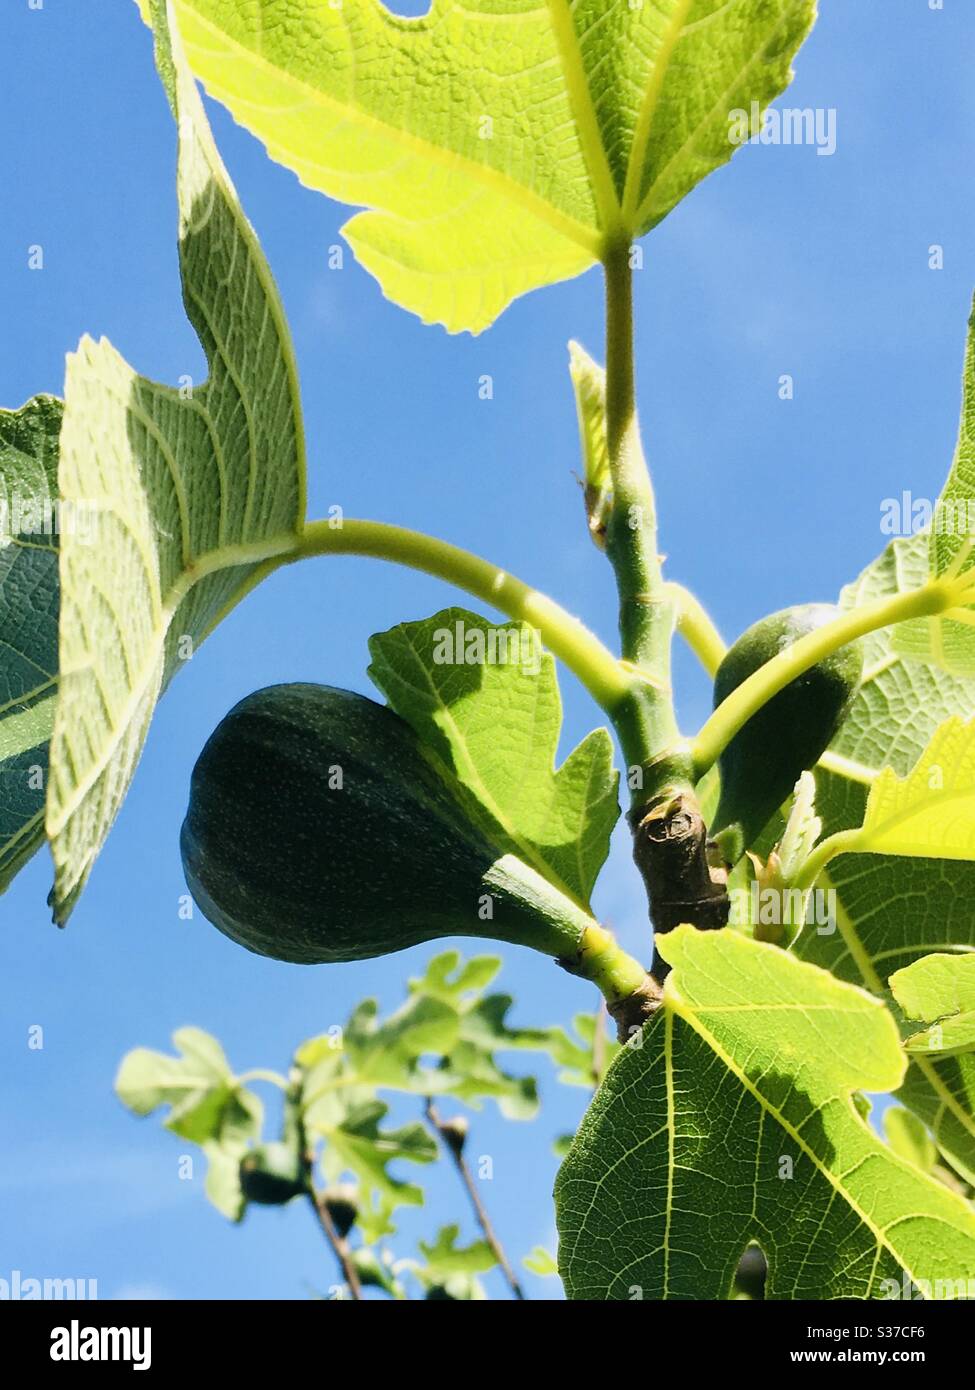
556 927 975 1300
369 606 618 907
891 298 975 675
853 717 975 861
159 0 817 332
418 1224 497 1278
114 1026 262 1220
891 953 975 1059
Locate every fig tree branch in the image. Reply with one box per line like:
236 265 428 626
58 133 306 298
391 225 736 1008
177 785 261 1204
424 1100 525 1301
295 1074 363 1300
308 1186 364 1301
601 235 682 782
598 242 727 957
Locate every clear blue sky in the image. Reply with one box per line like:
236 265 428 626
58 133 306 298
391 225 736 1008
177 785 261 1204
1 0 972 1300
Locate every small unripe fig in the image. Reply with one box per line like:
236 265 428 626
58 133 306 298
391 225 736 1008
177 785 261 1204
710 605 862 864
181 684 596 966
425 1279 479 1300
734 1245 768 1300
239 1142 305 1206
322 1184 359 1240
438 1116 469 1158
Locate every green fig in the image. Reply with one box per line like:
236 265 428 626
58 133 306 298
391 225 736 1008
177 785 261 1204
181 684 596 966
710 605 862 864
733 1245 768 1300
322 1184 359 1240
239 1142 306 1206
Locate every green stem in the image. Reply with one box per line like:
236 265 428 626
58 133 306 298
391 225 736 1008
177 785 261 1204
668 582 726 677
573 922 651 1004
237 1068 288 1089
603 238 672 685
793 828 865 892
691 580 955 779
595 245 724 959
601 237 684 793
227 518 634 717
198 511 686 873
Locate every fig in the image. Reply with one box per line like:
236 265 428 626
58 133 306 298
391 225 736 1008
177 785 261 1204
181 684 596 966
710 605 862 864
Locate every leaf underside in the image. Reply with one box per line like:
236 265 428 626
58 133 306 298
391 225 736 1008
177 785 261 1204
45 0 305 921
894 297 975 675
795 305 975 1180
0 396 62 891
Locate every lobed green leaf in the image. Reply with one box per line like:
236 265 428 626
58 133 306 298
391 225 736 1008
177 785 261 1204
161 0 817 332
369 606 618 907
556 928 975 1300
0 396 62 891
46 0 306 921
892 954 975 1059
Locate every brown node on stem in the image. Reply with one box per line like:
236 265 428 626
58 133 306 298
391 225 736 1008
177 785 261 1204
583 479 611 549
607 973 664 1043
437 1115 470 1158
629 791 730 979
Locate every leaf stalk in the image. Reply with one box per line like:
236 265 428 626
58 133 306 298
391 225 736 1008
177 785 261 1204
668 582 727 677
264 519 635 717
691 579 956 780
